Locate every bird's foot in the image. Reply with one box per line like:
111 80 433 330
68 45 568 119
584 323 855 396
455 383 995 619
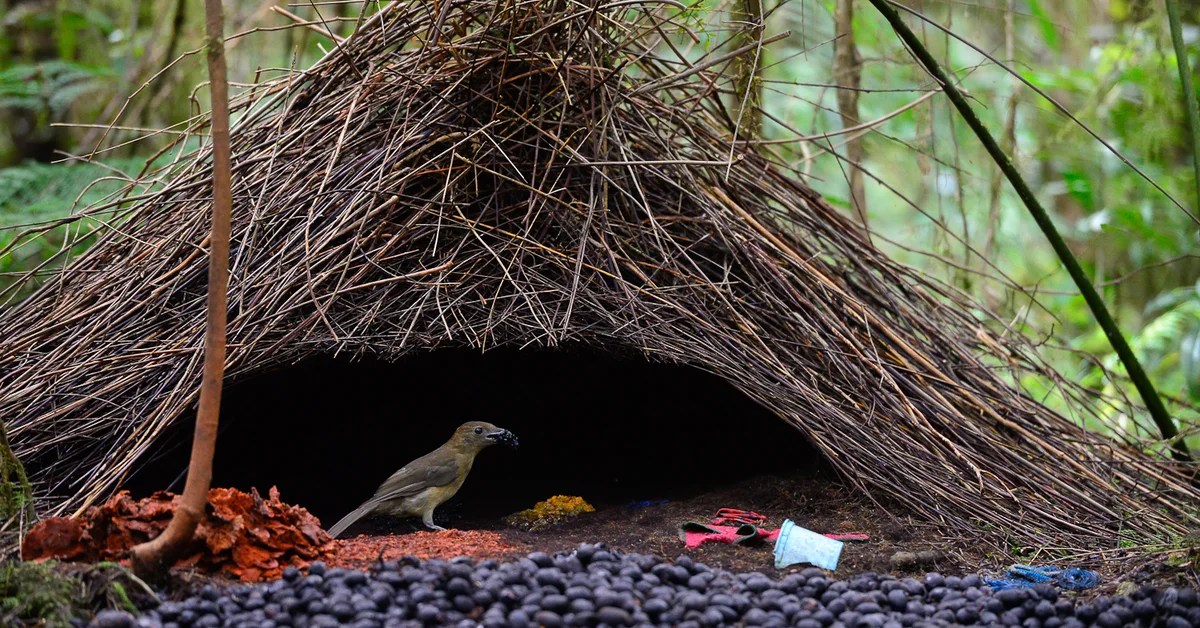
424 521 447 532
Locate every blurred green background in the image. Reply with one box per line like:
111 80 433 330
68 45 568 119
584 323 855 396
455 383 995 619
1 0 1197 450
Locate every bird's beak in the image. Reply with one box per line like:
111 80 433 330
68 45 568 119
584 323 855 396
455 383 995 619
486 428 519 448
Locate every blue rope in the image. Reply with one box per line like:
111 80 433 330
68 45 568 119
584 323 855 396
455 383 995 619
1058 568 1101 590
983 564 1100 591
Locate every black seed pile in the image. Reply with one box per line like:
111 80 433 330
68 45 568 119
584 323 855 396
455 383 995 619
94 543 1198 627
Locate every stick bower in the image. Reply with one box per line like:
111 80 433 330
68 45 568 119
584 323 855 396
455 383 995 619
1 0 1195 555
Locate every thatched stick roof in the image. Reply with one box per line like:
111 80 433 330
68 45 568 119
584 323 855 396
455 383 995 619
1 0 1196 554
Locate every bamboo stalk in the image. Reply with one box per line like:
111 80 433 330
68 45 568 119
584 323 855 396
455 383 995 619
865 0 1190 462
1166 0 1200 217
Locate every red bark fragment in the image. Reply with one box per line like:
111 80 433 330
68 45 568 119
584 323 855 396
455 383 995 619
327 529 526 571
20 517 88 562
20 486 334 582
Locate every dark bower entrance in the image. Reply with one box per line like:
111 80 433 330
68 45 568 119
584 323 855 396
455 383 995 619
125 349 829 530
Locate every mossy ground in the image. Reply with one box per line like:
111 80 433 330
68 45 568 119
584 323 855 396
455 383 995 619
0 560 157 627
0 560 79 626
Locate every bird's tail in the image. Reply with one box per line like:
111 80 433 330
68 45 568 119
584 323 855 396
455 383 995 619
327 502 374 538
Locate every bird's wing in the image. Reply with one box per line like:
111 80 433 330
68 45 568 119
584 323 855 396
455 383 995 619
326 453 460 538
363 453 460 507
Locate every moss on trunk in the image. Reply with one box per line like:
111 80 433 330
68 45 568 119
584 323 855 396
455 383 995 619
0 422 31 521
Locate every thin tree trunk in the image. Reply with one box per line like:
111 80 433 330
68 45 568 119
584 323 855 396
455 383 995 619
82 0 187 152
834 0 867 232
732 0 764 139
0 422 32 523
130 0 233 579
984 0 1017 267
146 0 188 105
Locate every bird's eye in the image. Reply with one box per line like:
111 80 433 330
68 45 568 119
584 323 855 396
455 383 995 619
474 427 483 434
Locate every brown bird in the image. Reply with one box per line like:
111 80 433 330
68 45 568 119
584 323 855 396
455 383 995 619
327 421 518 538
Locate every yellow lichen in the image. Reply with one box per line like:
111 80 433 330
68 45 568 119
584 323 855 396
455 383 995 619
505 495 595 531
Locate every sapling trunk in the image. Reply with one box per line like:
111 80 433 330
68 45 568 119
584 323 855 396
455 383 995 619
130 0 234 578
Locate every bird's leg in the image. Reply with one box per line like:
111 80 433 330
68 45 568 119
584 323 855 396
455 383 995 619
422 511 446 532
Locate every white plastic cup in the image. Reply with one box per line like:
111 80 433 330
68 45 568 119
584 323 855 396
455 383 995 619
772 519 844 570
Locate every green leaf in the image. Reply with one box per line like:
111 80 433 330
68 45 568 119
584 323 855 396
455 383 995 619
1026 1 1061 53
1182 329 1200 400
0 61 112 116
1061 170 1096 211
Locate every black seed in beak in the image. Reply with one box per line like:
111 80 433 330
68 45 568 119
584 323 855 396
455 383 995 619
487 429 518 448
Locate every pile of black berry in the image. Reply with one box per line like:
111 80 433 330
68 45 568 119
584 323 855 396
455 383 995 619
93 543 1197 627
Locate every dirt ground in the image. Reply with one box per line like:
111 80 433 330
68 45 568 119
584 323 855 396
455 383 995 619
333 471 972 577
328 470 1199 594
496 473 959 576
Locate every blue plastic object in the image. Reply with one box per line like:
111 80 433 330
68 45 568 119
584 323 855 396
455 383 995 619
772 519 843 570
984 564 1100 591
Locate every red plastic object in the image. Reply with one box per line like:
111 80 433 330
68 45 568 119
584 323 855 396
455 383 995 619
711 508 767 526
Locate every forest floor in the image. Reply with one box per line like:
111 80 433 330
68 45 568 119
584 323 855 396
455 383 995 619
330 471 957 576
324 471 1198 594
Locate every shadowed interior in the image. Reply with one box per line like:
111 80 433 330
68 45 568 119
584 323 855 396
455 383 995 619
123 348 829 530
